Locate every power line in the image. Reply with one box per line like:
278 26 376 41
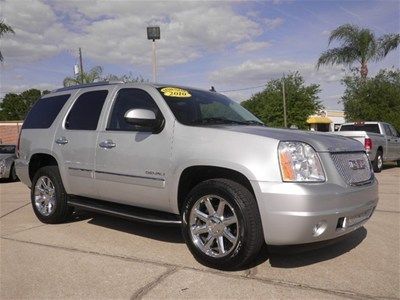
218 84 266 93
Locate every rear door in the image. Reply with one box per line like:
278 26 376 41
382 123 397 160
93 87 173 212
388 125 400 160
53 88 111 198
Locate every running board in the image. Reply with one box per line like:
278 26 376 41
68 197 181 225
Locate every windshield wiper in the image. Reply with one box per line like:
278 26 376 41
240 120 266 126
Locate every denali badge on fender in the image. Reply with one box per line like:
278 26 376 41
348 159 367 170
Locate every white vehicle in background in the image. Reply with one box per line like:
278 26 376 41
334 122 400 172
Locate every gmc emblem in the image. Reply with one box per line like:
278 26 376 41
348 159 367 170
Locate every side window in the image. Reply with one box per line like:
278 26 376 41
389 125 399 137
66 90 108 130
383 124 393 136
22 94 71 129
107 88 162 131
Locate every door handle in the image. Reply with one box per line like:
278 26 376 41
55 137 68 145
99 140 116 149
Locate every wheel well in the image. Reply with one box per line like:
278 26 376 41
177 166 255 213
29 154 58 180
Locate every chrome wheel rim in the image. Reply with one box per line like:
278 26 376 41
377 155 383 169
34 176 56 216
189 195 239 258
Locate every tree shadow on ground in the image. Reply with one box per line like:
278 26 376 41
265 227 367 268
72 209 367 270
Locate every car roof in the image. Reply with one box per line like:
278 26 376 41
52 81 210 94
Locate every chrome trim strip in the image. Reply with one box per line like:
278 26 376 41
95 170 164 181
68 167 93 178
95 170 165 188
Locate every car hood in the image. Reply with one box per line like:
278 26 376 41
218 126 364 152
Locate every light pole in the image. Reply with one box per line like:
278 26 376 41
147 26 160 82
282 74 287 128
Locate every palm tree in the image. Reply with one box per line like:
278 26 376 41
317 24 400 78
0 19 15 62
63 66 103 87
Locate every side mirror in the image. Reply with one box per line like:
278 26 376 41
124 108 160 129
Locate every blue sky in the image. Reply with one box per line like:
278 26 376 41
1 0 399 109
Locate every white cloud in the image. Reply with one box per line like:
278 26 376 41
209 58 344 86
0 0 70 63
264 17 284 29
0 82 57 98
1 0 264 67
235 41 271 53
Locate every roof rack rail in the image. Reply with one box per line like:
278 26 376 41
53 81 124 93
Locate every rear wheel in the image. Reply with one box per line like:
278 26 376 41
31 166 72 224
372 150 383 173
181 179 264 270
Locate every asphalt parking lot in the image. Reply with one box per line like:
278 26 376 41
1 165 399 299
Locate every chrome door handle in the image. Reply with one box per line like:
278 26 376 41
55 137 68 145
99 140 116 149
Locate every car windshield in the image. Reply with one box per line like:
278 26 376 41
157 87 264 126
0 145 16 154
340 124 380 134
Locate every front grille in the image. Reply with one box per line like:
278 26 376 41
331 152 373 185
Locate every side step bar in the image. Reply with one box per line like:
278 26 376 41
68 197 181 225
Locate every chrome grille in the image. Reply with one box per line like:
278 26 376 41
331 152 373 185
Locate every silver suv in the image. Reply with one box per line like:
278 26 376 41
16 82 378 270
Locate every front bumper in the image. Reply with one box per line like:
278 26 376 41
252 179 378 245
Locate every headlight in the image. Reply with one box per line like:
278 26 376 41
278 141 325 182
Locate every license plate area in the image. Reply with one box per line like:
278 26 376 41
337 207 375 229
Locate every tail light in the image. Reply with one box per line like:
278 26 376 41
16 129 22 158
364 138 372 151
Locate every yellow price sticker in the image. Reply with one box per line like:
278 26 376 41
161 87 191 98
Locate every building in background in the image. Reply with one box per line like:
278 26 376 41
0 121 23 145
307 110 345 132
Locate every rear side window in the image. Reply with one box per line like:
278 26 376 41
22 94 71 129
66 90 108 130
340 124 380 134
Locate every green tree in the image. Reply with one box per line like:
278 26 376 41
342 68 400 130
241 72 322 129
103 72 148 83
0 19 15 62
0 89 46 121
317 24 400 78
63 66 103 87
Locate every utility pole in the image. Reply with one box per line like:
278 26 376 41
152 40 157 83
147 26 160 83
282 74 287 128
79 47 84 84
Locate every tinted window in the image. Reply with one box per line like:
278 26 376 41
22 94 70 129
107 88 161 131
389 125 399 137
66 90 108 130
383 124 393 136
157 87 262 126
340 124 380 134
0 145 16 154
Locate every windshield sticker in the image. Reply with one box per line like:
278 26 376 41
161 87 191 98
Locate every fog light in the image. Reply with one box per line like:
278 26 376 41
313 221 327 237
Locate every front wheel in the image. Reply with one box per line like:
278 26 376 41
372 150 383 173
31 166 73 224
181 179 264 270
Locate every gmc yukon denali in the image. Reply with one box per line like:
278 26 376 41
16 82 378 270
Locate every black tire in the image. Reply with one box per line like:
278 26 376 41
31 166 72 224
372 150 383 173
181 179 264 270
397 160 400 167
9 164 18 181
